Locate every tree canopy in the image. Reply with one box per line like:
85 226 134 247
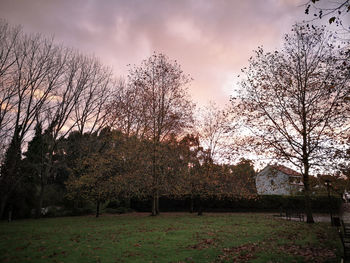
231 24 350 223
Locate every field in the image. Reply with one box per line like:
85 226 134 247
0 213 342 263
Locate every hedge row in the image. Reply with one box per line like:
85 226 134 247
130 194 342 213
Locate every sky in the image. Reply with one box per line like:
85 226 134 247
0 0 310 107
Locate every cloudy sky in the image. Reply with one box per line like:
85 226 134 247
0 0 310 107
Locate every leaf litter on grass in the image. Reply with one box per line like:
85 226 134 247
0 213 342 263
215 233 338 263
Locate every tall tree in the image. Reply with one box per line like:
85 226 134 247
0 21 20 156
65 129 128 217
0 126 21 218
127 53 194 215
34 51 114 218
178 134 217 215
0 24 63 219
23 122 49 218
0 19 115 219
231 24 350 223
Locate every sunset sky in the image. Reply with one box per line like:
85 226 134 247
0 0 312 107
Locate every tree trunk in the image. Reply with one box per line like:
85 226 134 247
197 197 203 216
155 190 160 215
36 149 53 219
38 183 45 218
124 197 131 208
8 204 12 222
0 128 22 220
301 104 314 224
303 163 314 223
151 193 157 216
36 179 45 219
96 200 100 218
0 194 8 220
190 196 194 213
304 191 314 223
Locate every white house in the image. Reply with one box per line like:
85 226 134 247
256 165 303 195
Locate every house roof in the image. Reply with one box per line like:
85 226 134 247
270 165 302 177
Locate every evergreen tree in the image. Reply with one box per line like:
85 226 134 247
0 126 22 219
24 122 49 218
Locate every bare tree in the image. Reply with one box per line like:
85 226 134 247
0 24 64 218
0 21 21 158
31 49 116 217
32 51 87 217
0 19 117 219
71 56 113 135
127 53 194 216
231 24 350 223
196 102 233 163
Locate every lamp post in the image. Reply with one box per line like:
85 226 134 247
325 179 333 226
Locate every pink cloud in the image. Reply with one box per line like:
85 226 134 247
0 0 311 107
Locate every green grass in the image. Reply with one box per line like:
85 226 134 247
0 213 342 263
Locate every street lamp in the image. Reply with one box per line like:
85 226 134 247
325 179 333 226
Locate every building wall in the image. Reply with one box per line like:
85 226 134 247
256 166 291 195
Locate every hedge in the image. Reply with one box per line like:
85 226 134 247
130 194 342 213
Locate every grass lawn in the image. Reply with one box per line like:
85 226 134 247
0 212 342 263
